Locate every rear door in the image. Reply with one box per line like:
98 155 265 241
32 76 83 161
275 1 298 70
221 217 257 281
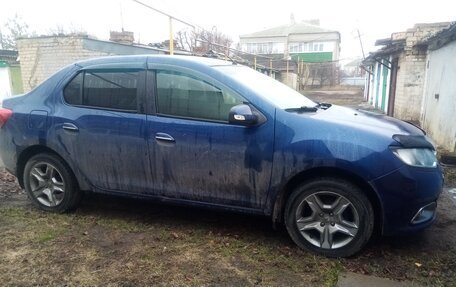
145 66 274 209
54 66 153 193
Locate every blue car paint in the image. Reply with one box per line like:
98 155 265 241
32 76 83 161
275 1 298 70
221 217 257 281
0 55 443 236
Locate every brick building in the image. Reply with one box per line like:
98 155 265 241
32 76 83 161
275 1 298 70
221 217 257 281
16 34 171 92
362 22 451 121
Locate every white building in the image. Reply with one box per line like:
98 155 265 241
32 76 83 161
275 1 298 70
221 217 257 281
239 19 340 63
420 23 456 152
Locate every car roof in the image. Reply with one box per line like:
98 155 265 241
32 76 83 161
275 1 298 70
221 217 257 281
75 55 234 70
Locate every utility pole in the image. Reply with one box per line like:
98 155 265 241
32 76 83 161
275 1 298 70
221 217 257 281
357 29 366 59
169 17 174 55
132 0 195 55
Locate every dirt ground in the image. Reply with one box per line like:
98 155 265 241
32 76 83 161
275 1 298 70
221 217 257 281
1 89 456 287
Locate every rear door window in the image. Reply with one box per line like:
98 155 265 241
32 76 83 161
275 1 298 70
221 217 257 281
64 70 139 112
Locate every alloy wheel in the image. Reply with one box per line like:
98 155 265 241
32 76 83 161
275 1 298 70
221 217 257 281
294 191 359 249
29 162 66 207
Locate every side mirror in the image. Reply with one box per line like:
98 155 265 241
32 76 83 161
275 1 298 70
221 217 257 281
228 104 259 126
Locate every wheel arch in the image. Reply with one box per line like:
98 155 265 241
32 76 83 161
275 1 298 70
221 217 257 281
272 167 384 234
16 145 87 190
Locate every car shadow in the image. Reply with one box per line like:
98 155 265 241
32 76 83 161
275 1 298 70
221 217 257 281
76 191 293 246
73 191 456 260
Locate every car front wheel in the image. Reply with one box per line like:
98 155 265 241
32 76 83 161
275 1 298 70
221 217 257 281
23 153 82 213
285 178 374 257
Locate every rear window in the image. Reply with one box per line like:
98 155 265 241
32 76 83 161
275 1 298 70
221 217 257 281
63 71 138 112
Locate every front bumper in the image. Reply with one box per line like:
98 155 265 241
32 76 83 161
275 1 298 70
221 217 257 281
370 164 444 236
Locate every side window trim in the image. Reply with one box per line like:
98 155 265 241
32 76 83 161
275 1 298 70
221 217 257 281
78 71 84 105
145 69 157 115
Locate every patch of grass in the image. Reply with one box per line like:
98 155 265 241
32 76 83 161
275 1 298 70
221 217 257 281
0 207 33 219
322 262 343 287
1 199 456 286
37 230 57 243
437 148 456 186
96 217 149 232
444 167 456 186
0 208 68 243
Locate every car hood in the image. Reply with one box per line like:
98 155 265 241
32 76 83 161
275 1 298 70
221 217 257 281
311 105 424 136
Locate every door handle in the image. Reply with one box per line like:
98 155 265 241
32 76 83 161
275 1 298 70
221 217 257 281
62 122 79 132
155 132 175 142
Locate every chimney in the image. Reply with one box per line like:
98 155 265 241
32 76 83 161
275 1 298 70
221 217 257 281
290 13 296 24
109 30 135 45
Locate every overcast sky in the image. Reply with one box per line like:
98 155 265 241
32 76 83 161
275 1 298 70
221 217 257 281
1 0 455 64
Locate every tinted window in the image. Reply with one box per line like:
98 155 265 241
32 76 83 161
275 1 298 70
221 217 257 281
63 72 83 105
156 71 244 121
64 71 138 111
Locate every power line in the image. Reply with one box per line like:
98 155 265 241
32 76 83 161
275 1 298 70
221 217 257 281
131 0 196 29
196 39 273 59
131 0 343 68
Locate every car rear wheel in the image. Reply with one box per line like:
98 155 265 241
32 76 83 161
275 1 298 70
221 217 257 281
23 153 82 213
285 178 374 257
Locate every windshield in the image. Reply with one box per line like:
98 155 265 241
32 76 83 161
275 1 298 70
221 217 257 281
215 65 316 109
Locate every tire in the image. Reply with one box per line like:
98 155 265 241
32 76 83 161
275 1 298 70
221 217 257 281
23 153 82 213
284 178 374 258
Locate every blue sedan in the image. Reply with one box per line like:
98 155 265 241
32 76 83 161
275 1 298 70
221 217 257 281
0 55 443 257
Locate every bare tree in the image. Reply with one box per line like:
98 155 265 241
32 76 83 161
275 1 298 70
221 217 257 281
46 24 87 37
0 14 31 50
176 29 197 51
175 26 232 54
299 62 340 90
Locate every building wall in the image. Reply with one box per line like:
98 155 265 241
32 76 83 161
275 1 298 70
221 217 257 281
393 51 427 122
9 65 23 95
279 72 298 89
240 32 340 61
290 52 333 62
17 36 164 92
340 77 365 86
17 37 108 92
391 24 449 122
421 41 456 152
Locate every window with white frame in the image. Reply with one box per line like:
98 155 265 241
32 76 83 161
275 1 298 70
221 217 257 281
243 42 284 54
288 42 329 53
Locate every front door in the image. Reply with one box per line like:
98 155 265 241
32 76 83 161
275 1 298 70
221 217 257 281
145 69 274 209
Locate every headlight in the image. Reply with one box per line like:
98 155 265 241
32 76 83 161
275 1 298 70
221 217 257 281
392 148 437 168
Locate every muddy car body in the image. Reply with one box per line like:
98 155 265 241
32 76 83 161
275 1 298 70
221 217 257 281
0 55 444 257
